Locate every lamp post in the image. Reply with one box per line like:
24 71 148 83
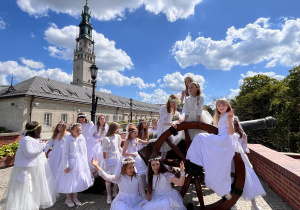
90 64 98 124
130 98 133 122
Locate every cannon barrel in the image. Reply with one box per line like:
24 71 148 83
240 116 276 132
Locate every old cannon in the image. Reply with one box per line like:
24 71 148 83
138 116 276 210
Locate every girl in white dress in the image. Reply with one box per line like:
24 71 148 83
141 155 186 210
90 115 109 172
232 117 266 210
92 157 146 210
180 76 193 106
149 118 158 138
77 113 94 170
181 82 213 140
101 122 122 204
186 98 235 199
137 120 149 150
157 94 183 159
4 121 58 210
45 121 69 178
55 123 93 207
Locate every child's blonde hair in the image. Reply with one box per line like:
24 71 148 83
106 122 120 136
213 98 232 126
127 126 139 147
166 94 180 114
189 82 201 96
184 76 194 96
52 121 67 140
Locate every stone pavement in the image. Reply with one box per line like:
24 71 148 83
0 166 293 210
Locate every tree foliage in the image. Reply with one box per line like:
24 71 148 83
231 66 300 152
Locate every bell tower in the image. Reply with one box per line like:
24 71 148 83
71 0 96 89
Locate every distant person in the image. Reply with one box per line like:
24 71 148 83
45 121 69 178
55 123 93 207
187 98 235 200
4 121 58 210
137 120 149 150
231 116 266 210
149 118 158 139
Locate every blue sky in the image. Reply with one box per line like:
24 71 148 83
0 0 300 105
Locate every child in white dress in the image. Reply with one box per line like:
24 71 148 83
101 122 122 204
137 120 149 150
90 115 109 172
232 117 266 210
149 118 158 138
45 121 69 178
77 113 94 170
182 82 213 140
186 98 235 199
4 121 58 210
157 94 183 159
92 157 146 210
141 155 186 210
55 123 93 207
180 76 193 106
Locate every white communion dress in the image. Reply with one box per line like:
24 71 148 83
89 124 109 171
115 139 148 176
157 105 183 152
4 136 58 210
98 170 146 210
182 95 213 140
186 112 235 197
81 121 94 170
232 132 266 201
44 132 69 177
101 134 122 175
55 134 93 193
142 172 186 210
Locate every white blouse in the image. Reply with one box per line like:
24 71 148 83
183 95 204 116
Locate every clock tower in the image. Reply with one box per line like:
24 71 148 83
71 0 96 89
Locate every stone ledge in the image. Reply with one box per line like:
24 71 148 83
248 144 300 210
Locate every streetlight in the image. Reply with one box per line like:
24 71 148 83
90 64 98 124
130 98 133 122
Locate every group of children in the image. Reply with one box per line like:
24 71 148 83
3 76 265 210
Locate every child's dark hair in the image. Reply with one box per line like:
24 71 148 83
234 117 243 138
147 154 170 195
120 158 137 180
137 120 149 141
77 112 88 123
25 121 41 138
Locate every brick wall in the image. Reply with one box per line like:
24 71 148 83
0 132 22 147
248 144 300 209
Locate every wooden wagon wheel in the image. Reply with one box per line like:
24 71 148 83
148 122 245 210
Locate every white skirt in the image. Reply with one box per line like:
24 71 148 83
111 192 144 210
55 155 93 193
3 153 58 210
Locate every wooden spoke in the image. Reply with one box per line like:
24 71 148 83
165 138 186 161
194 176 205 208
184 130 192 149
180 174 192 197
163 159 180 167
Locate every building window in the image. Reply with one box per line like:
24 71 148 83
106 115 109 121
61 114 67 123
44 113 52 126
119 116 123 121
113 115 117 121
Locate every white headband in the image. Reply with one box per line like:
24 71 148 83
57 122 66 125
149 156 161 162
77 114 86 118
70 123 81 129
168 98 181 104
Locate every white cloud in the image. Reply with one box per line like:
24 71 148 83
20 57 45 69
162 71 205 92
172 18 300 70
17 0 203 22
30 33 35 38
228 88 240 100
97 70 155 89
241 71 285 81
99 88 111 94
0 17 6 29
0 60 72 84
139 88 170 104
44 25 133 71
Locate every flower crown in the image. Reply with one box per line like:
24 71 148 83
149 156 161 161
122 157 135 165
57 122 66 126
26 122 41 132
168 98 181 104
70 123 81 129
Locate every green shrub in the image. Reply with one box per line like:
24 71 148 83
0 141 19 158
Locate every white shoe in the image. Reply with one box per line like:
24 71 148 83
65 199 75 208
73 199 81 206
107 195 112 204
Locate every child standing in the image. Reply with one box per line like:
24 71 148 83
149 118 158 138
180 76 193 105
92 157 146 210
186 98 235 199
232 117 266 210
55 123 93 207
77 113 94 170
157 94 183 159
90 115 109 172
141 155 186 210
4 121 58 210
45 121 69 177
101 122 122 204
137 120 149 150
